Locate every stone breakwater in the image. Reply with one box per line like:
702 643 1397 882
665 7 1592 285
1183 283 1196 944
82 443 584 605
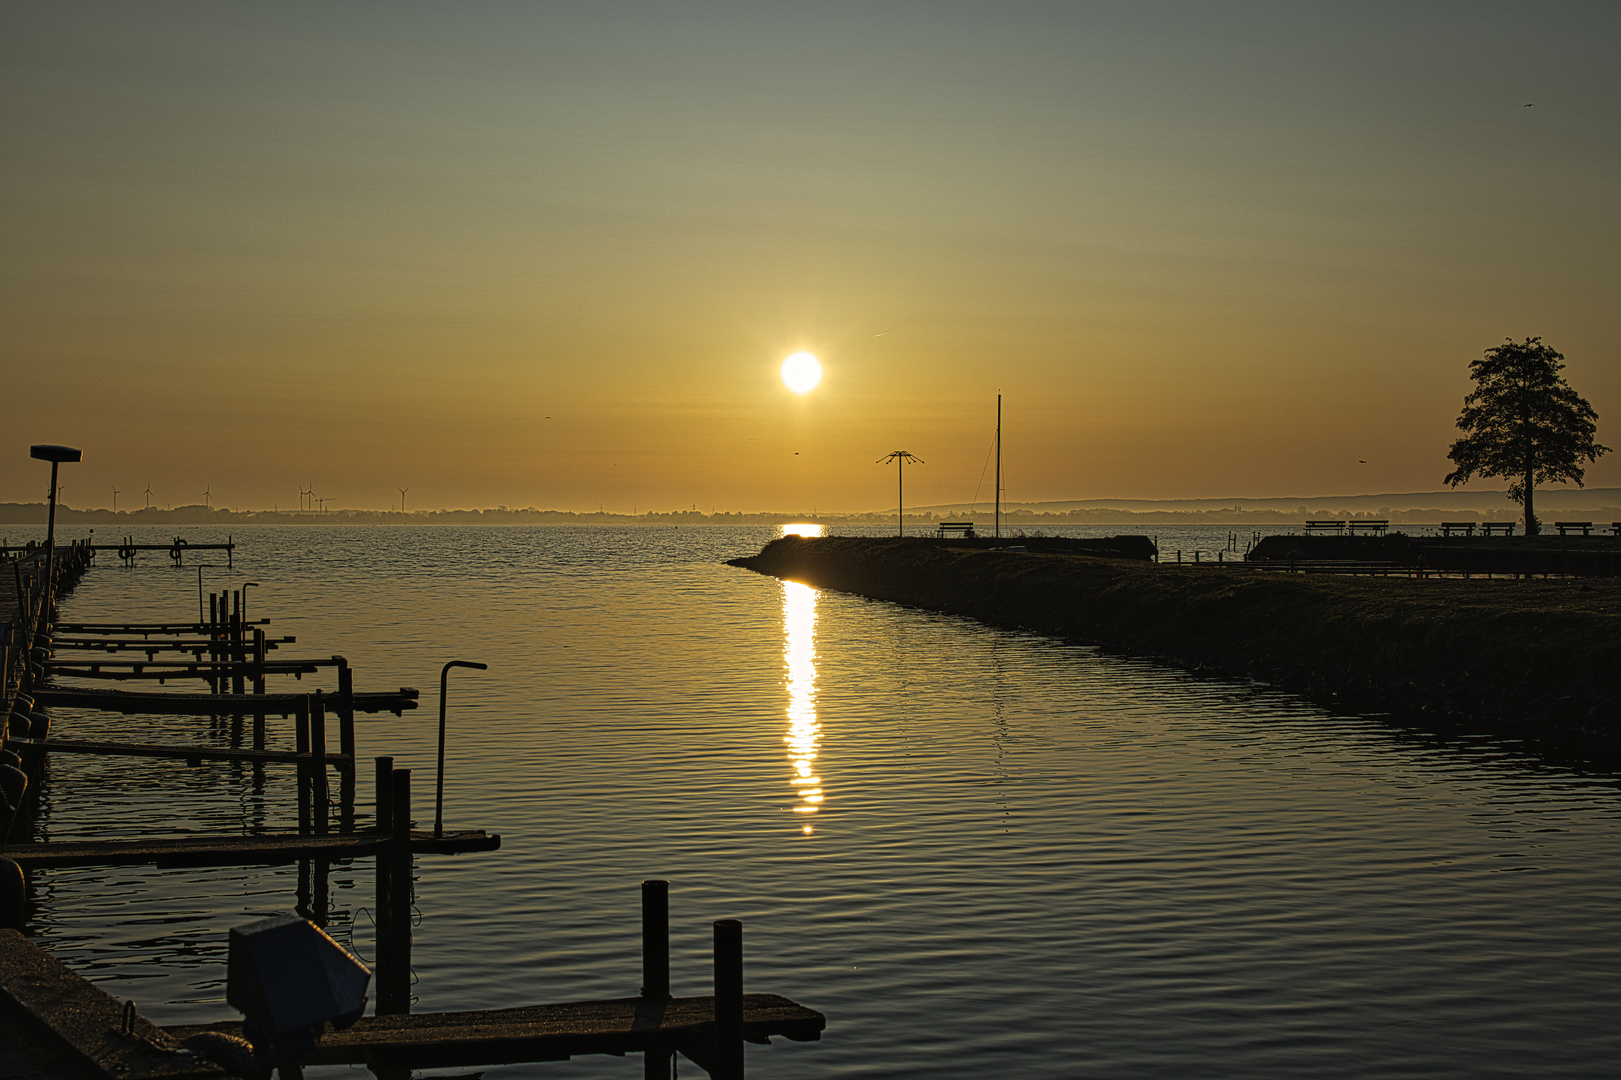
730 536 1621 744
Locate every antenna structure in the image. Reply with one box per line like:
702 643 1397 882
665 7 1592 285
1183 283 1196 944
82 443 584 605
876 450 925 537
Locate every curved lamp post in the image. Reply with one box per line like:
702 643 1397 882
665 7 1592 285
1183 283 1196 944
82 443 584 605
436 660 488 837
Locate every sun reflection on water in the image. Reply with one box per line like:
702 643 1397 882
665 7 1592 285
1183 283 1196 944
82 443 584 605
779 522 824 538
782 580 822 833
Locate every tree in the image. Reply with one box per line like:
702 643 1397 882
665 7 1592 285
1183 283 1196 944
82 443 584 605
1444 337 1608 536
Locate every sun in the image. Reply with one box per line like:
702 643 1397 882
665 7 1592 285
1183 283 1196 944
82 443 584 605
781 352 822 394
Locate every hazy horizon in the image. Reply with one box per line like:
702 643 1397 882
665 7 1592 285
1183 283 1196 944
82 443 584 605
4 3 1617 510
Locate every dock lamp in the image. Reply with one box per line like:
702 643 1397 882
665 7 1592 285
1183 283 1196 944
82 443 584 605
29 444 81 594
228 913 371 1078
436 660 488 838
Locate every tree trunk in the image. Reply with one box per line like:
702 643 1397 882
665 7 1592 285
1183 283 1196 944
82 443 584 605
1524 465 1536 536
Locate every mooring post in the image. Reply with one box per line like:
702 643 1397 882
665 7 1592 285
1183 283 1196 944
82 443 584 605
643 879 673 1079
714 919 744 1080
336 658 357 831
377 768 414 1015
252 628 267 750
310 692 329 836
207 593 220 694
642 879 670 998
294 697 311 836
372 757 395 1016
231 591 246 695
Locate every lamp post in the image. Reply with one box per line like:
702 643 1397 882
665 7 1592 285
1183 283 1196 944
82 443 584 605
436 660 488 837
30 444 82 592
240 581 259 624
876 450 924 537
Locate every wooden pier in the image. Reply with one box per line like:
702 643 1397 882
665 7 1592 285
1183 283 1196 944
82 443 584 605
4 528 826 1077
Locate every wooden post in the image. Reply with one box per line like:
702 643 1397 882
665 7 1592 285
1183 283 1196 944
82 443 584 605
714 919 743 1080
252 629 266 751
207 594 219 695
372 757 395 1017
336 658 356 832
374 756 394 832
643 879 672 1079
642 879 670 998
294 697 311 836
377 768 413 1015
310 692 329 836
231 591 245 696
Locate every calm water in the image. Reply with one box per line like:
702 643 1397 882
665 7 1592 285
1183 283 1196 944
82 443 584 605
20 525 1621 1078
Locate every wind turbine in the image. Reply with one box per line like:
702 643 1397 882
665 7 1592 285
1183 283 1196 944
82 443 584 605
399 487 410 515
144 482 154 510
112 486 121 513
203 486 212 509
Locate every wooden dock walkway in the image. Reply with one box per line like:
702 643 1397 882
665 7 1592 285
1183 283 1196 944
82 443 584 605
167 993 826 1071
7 734 350 766
2 828 499 869
33 685 419 715
1 929 227 1080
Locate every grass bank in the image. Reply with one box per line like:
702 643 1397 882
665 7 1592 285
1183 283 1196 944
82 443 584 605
730 536 1621 741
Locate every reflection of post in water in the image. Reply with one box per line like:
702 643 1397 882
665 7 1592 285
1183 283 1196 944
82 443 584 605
782 581 823 833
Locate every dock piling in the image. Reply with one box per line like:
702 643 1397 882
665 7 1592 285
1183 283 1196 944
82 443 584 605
714 918 744 1080
310 693 329 836
376 768 414 1016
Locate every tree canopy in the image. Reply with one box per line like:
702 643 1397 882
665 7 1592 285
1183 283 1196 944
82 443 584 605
1443 337 1608 535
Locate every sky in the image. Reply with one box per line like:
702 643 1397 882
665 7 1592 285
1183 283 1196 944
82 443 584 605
2 1 1617 513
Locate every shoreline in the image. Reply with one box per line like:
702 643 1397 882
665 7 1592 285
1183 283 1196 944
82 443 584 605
729 536 1621 750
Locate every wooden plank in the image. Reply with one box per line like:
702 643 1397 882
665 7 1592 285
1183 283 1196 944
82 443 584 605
52 621 270 634
44 659 327 680
0 930 227 1079
165 993 826 1069
47 637 294 652
32 686 418 715
2 829 500 869
7 736 353 766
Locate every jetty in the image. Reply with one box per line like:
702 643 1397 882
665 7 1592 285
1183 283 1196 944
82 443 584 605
5 526 824 1077
730 534 1621 741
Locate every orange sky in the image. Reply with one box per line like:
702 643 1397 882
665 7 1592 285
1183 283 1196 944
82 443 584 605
4 3 1617 513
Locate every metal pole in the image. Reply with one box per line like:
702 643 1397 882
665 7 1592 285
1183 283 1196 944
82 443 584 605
995 394 1001 541
435 660 488 837
44 461 59 589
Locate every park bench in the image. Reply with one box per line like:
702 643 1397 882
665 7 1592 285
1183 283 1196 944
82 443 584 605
1554 521 1593 536
936 522 976 539
1303 521 1345 534
1439 522 1476 537
1346 520 1389 535
1480 523 1516 536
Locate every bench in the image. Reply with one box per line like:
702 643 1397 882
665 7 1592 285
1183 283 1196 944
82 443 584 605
1554 521 1593 537
1346 520 1389 535
1439 522 1476 537
936 522 977 539
1303 521 1345 534
1480 522 1515 536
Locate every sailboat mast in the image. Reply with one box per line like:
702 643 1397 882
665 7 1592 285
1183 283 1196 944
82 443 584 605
994 394 1001 540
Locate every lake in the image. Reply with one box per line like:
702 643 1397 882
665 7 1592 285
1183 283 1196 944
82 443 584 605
21 524 1621 1077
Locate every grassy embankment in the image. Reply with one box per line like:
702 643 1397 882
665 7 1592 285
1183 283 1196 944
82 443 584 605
730 536 1621 740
